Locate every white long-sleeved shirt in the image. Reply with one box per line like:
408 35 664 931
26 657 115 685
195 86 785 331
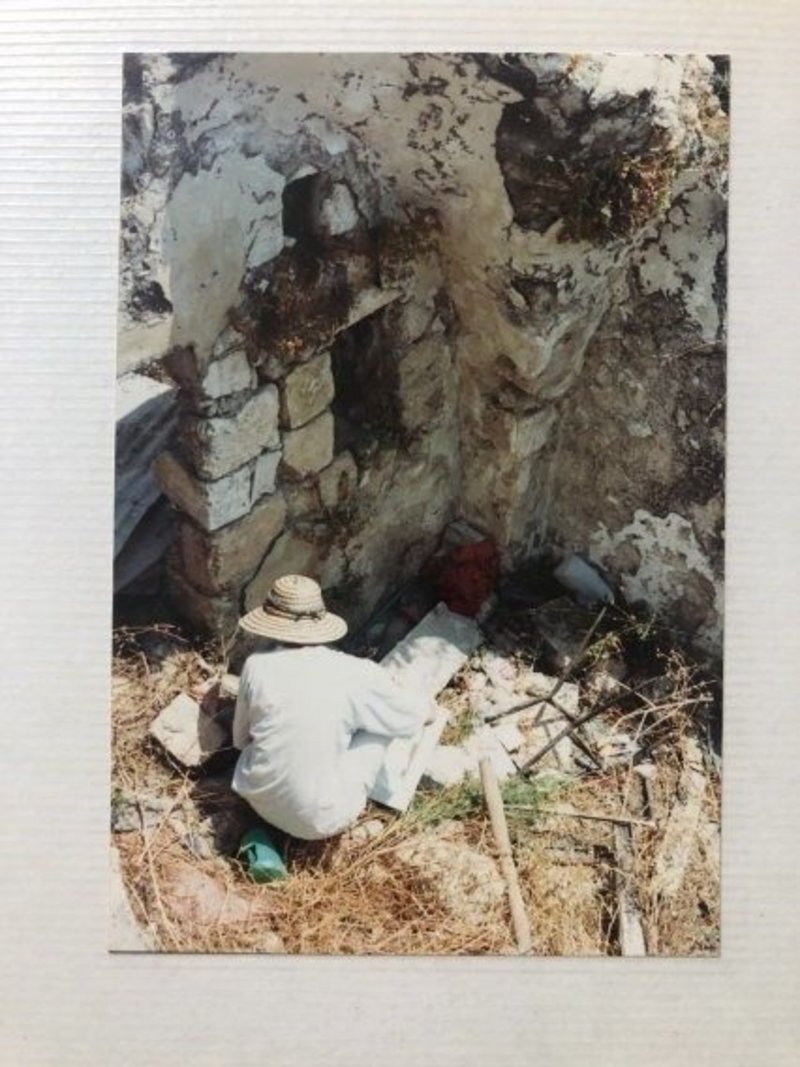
231 646 425 839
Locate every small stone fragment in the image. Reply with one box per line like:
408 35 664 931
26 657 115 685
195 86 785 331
149 693 228 768
162 861 253 926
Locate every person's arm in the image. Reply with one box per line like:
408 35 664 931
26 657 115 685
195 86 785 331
350 660 431 739
231 663 252 750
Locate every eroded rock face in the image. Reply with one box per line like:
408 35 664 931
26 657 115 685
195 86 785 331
119 53 727 652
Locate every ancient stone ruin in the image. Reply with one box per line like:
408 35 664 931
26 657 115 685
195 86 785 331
116 53 727 654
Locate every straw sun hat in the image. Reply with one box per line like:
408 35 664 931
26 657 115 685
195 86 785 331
238 574 348 645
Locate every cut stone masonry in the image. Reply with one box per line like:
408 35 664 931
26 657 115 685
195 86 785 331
124 53 727 651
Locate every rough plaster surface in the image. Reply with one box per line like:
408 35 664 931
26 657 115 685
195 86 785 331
119 52 727 650
591 510 723 651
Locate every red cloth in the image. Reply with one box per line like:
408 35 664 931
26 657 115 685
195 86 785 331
433 539 499 617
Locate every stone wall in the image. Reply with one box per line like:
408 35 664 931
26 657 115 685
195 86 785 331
150 208 458 632
119 53 727 650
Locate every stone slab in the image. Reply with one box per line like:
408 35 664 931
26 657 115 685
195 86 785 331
166 342 256 400
149 693 228 768
179 492 286 595
115 373 178 555
252 448 281 499
369 603 483 811
280 350 335 429
281 409 334 478
183 385 280 480
380 602 482 700
154 451 252 532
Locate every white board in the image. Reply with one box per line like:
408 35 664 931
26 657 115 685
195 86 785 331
368 603 482 811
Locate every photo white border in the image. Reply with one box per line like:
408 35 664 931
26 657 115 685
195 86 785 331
2 2 799 1063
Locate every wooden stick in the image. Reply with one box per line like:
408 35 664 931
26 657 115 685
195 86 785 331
516 700 615 774
531 806 655 829
485 605 608 726
614 823 647 956
516 675 663 775
479 757 532 954
533 604 608 721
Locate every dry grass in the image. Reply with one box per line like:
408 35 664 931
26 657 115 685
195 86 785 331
111 617 721 956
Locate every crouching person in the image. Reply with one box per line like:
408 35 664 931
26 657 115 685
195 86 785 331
231 574 426 841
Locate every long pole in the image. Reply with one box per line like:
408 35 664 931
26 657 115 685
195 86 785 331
479 757 532 954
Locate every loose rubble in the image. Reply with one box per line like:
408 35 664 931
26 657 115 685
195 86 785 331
112 552 721 956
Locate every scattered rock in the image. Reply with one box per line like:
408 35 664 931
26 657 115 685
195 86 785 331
529 597 598 670
393 821 505 926
149 693 228 769
507 708 575 773
340 818 386 849
490 721 525 754
481 650 518 689
650 735 707 899
422 744 473 789
459 726 517 782
634 761 657 780
585 661 627 699
252 931 286 954
582 720 640 767
182 830 215 860
111 791 175 833
464 670 488 694
518 671 581 717
163 861 254 926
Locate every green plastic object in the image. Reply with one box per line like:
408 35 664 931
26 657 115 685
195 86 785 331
238 827 288 883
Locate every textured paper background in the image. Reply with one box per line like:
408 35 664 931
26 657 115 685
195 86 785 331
1 3 798 1064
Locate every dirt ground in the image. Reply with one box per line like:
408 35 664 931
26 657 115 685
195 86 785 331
111 579 721 956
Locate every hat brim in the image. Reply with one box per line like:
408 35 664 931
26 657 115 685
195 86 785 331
238 606 348 645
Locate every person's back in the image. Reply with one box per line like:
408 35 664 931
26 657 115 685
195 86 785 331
232 641 424 839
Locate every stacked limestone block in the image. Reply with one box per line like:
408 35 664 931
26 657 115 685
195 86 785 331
154 210 459 636
153 327 286 632
237 214 461 630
